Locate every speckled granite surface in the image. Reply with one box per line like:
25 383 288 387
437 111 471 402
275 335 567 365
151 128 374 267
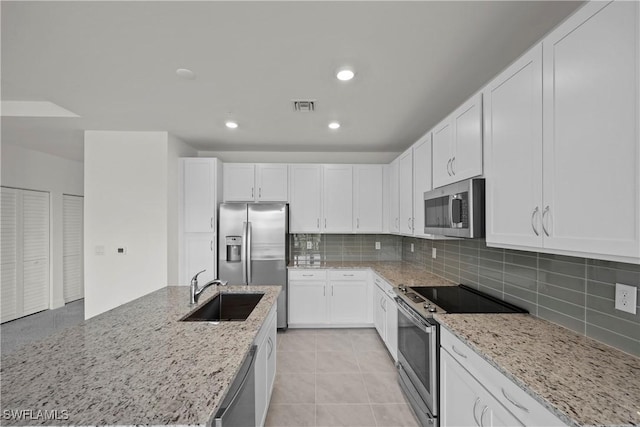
436 314 640 427
0 285 280 426
289 260 454 288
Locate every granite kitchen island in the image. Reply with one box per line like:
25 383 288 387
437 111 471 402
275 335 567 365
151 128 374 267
0 285 281 426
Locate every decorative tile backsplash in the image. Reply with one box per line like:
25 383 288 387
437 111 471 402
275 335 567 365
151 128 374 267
402 237 640 356
290 234 402 264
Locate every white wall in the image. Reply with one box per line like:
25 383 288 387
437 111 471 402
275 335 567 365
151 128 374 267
198 150 399 164
167 134 197 285
0 144 84 309
84 131 173 319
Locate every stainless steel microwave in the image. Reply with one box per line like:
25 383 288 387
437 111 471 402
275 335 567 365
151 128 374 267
423 178 485 238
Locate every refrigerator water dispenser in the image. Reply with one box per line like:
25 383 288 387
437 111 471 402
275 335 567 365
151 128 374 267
226 236 242 262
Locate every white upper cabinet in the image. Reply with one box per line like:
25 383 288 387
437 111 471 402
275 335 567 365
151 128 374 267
398 148 414 235
255 164 288 202
323 165 353 233
223 163 255 202
354 165 384 233
433 94 483 188
184 158 218 233
223 163 288 202
541 0 640 259
388 158 400 233
484 0 640 262
413 134 432 238
289 164 322 233
484 44 544 249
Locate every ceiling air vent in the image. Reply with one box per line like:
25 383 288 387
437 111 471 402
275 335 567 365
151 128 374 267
293 100 315 112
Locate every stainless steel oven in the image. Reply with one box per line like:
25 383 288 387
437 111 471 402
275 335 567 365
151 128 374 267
396 298 438 427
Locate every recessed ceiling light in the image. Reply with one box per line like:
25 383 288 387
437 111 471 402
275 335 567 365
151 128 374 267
225 121 239 129
336 68 355 81
328 121 341 130
176 68 195 80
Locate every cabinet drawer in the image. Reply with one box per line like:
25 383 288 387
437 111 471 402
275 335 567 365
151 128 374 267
372 273 393 293
440 327 566 427
328 270 368 281
289 269 327 281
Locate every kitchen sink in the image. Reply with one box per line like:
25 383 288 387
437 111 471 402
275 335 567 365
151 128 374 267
181 292 264 322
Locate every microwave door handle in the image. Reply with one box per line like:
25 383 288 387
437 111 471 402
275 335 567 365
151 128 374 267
449 195 455 228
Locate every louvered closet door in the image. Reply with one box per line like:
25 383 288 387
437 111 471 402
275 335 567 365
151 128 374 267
63 195 83 302
21 190 50 316
1 188 19 322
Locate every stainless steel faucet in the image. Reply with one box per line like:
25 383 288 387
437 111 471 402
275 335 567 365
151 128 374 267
190 270 228 305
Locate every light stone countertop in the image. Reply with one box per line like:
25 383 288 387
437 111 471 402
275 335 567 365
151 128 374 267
0 285 281 426
435 314 640 427
290 260 640 427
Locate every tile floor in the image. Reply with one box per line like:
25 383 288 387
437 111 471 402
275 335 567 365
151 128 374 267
0 299 84 356
266 328 419 427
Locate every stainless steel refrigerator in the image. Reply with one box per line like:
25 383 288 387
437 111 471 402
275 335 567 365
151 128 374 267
218 203 289 329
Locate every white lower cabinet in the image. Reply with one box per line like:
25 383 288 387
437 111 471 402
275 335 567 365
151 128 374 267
440 327 567 427
255 304 277 427
288 269 371 327
372 274 398 361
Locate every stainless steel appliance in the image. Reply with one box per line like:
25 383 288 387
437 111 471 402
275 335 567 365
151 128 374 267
423 178 485 238
212 346 257 427
395 285 527 427
218 203 289 329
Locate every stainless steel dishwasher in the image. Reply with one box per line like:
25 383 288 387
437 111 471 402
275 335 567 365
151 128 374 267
211 346 257 427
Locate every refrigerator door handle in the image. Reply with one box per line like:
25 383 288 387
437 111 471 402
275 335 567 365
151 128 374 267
242 221 248 284
247 221 252 284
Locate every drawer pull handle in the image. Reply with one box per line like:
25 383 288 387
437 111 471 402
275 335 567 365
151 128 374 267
452 345 467 358
472 398 481 426
343 274 354 277
302 274 313 277
502 388 529 413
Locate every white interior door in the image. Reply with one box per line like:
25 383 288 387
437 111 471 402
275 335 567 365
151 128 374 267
63 195 84 303
21 190 50 316
1 188 19 323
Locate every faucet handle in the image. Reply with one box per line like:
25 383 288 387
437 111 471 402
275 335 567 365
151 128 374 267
191 270 206 284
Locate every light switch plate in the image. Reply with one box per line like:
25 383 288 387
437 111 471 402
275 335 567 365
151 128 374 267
375 242 381 250
615 283 637 314
410 243 414 253
95 245 105 255
306 241 313 250
432 248 437 259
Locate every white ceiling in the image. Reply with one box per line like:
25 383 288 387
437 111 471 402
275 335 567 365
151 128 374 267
1 1 583 162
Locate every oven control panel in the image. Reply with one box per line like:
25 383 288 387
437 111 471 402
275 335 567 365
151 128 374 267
394 284 446 318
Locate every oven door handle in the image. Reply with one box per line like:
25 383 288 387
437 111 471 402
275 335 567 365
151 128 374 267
396 298 433 333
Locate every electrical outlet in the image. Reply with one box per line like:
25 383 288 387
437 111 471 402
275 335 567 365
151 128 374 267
410 243 414 253
432 248 437 259
306 241 313 250
615 283 637 314
375 242 381 250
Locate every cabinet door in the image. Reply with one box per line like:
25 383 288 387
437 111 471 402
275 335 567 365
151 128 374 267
223 163 256 201
484 44 544 248
441 351 523 427
388 158 400 233
184 158 217 232
398 149 414 235
266 313 277 397
255 333 268 427
413 136 432 238
256 164 288 202
323 165 353 233
432 119 453 188
373 285 386 340
329 280 369 324
289 165 322 233
542 0 640 258
384 292 398 361
289 281 328 325
452 93 483 182
184 233 216 284
354 165 383 233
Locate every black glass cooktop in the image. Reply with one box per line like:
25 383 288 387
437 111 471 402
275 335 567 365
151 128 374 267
410 285 528 314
